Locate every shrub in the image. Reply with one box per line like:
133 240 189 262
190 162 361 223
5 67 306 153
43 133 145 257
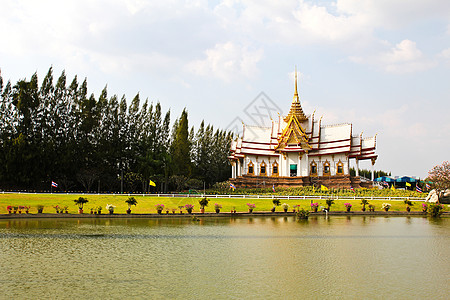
74 197 88 209
428 203 444 217
296 208 310 219
198 197 209 209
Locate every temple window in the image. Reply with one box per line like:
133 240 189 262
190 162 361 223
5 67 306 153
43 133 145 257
310 161 317 176
248 161 254 175
336 160 344 175
323 160 330 176
272 161 279 177
260 161 267 176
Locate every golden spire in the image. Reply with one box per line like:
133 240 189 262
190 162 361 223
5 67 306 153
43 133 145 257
284 67 307 122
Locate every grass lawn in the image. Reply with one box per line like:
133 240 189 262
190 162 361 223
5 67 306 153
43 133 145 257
0 193 426 214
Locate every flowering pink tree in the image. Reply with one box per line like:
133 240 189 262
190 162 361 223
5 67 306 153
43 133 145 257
427 161 450 202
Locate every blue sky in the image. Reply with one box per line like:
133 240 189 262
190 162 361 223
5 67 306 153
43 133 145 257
1 0 449 178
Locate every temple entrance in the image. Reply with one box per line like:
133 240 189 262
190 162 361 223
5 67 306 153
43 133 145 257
290 164 297 177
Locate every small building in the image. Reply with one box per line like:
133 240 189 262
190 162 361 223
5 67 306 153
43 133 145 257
228 71 377 189
374 176 419 189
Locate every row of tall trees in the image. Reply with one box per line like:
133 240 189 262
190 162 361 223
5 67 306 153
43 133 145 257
0 68 232 192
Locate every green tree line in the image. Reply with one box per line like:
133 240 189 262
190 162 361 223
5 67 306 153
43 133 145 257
0 68 232 192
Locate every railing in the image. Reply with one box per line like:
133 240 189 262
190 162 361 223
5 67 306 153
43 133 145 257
2 191 427 201
151 194 426 201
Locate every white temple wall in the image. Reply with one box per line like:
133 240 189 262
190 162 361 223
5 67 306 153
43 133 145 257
237 153 351 177
287 153 296 176
300 154 308 176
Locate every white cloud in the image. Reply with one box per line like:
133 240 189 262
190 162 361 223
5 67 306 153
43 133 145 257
439 47 450 64
350 40 436 73
187 42 263 82
336 0 450 29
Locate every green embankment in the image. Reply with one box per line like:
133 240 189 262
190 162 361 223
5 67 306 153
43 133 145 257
0 193 427 214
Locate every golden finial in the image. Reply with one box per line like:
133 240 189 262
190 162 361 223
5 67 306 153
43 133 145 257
294 66 299 102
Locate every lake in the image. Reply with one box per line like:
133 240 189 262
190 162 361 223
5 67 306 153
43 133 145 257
0 216 449 299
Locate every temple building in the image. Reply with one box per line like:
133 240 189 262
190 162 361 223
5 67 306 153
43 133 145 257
228 71 377 189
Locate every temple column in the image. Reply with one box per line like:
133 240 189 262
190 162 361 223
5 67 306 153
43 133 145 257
355 159 359 177
237 160 241 177
232 162 236 179
346 157 350 175
286 154 290 177
371 158 376 185
305 152 309 176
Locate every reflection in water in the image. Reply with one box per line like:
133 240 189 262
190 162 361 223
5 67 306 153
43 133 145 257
0 217 449 299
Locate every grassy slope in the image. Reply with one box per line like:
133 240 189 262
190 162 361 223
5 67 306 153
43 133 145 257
0 193 426 214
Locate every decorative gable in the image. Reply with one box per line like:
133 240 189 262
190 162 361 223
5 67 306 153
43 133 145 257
275 115 311 151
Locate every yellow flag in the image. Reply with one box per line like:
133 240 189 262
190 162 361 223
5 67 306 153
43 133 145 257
406 182 411 187
149 180 156 187
321 185 328 191
391 184 395 190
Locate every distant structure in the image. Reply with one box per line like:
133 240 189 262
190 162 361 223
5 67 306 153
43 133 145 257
228 69 377 189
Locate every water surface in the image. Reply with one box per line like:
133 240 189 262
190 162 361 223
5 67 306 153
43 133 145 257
0 216 449 299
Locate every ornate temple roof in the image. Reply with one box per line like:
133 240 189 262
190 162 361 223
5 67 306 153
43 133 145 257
283 69 307 123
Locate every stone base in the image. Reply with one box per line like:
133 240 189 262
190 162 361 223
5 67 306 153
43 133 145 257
230 175 371 189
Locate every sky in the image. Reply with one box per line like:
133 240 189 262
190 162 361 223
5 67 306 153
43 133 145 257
1 0 449 178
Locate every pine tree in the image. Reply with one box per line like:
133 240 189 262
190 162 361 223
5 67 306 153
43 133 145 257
170 108 192 178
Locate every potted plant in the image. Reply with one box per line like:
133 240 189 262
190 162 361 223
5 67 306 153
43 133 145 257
106 204 115 214
24 206 30 214
97 206 102 214
53 205 60 214
166 208 170 214
172 208 176 214
247 203 255 213
310 202 319 212
91 207 95 214
382 203 391 212
361 199 369 212
74 197 88 214
404 199 414 212
368 204 375 212
18 206 25 214
63 206 68 214
198 197 209 213
325 199 335 211
281 203 289 213
155 204 164 214
271 199 281 212
7 206 12 214
231 206 236 214
428 203 444 217
214 203 222 213
126 197 138 214
344 203 352 212
13 206 18 214
185 204 194 214
36 205 44 214
293 204 299 212
178 206 184 214
297 208 310 220
422 203 428 213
